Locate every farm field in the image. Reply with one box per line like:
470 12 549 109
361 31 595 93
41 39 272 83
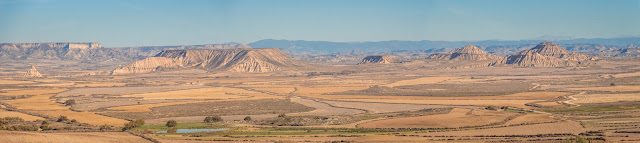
1 56 639 142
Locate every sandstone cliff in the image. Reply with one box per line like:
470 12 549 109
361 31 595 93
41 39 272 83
427 45 503 61
112 48 305 74
497 42 599 67
24 65 43 77
359 55 395 64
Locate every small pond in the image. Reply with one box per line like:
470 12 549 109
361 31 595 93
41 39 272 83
155 128 228 133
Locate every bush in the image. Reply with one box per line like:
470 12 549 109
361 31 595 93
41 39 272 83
204 116 223 123
167 128 177 133
122 119 145 131
610 83 616 86
485 105 499 110
99 124 113 131
278 113 287 118
70 119 77 123
57 116 69 122
166 120 177 127
244 116 252 121
7 124 39 131
64 99 76 106
1 117 25 124
40 121 50 130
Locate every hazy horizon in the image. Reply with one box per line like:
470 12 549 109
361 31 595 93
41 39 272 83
2 0 639 47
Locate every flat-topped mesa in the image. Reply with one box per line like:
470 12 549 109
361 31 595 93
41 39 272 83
112 48 306 74
359 55 395 64
427 44 503 61
498 42 599 67
23 65 43 78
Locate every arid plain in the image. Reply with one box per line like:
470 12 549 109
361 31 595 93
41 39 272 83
1 42 640 143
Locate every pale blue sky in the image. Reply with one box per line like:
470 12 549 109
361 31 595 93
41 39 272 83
1 0 639 47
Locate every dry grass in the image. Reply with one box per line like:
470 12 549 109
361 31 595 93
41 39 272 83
566 85 640 92
288 97 364 116
323 100 455 113
572 93 640 104
504 113 555 125
0 131 151 143
55 85 204 97
73 82 128 87
613 71 640 78
359 108 517 128
120 87 252 100
0 79 34 84
0 109 44 121
1 88 128 126
314 97 538 108
421 121 585 136
0 88 66 96
384 76 457 87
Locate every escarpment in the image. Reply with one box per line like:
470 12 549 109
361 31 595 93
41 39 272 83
359 55 395 64
112 48 306 74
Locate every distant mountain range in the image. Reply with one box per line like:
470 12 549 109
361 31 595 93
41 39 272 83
248 38 640 54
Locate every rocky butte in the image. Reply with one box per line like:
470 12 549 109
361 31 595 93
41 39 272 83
427 44 504 61
112 48 306 74
23 65 43 78
498 42 599 67
359 55 395 64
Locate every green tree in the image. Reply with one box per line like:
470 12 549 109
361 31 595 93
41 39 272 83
166 120 177 127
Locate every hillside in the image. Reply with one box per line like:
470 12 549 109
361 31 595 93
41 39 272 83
112 48 306 74
427 45 503 61
0 43 135 62
359 55 395 64
498 42 599 67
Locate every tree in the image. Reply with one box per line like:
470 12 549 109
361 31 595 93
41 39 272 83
243 116 252 121
610 83 616 86
63 99 76 106
57 116 69 122
166 120 177 127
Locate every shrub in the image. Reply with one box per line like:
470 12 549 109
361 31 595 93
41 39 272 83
485 105 499 110
204 116 223 123
122 119 145 131
244 116 252 121
99 124 113 131
64 99 76 106
1 117 25 124
166 120 177 127
7 124 39 131
70 119 77 123
278 113 287 118
57 116 69 122
167 128 177 133
40 121 50 130
610 83 616 86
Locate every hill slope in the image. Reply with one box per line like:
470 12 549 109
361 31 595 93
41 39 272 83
499 42 599 67
112 48 305 74
427 45 503 61
359 55 395 64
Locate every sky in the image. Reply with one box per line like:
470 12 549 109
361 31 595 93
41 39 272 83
1 0 639 47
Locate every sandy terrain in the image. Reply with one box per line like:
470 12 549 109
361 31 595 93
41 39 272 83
0 131 150 143
359 108 517 128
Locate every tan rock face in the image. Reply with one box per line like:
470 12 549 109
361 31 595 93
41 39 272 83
24 65 43 77
359 55 395 64
112 48 305 74
427 45 503 61
499 42 598 67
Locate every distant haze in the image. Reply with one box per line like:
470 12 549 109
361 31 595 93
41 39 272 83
1 0 639 47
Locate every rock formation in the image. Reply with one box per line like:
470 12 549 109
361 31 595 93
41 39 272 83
116 43 253 57
427 45 503 61
0 42 136 62
112 48 306 74
24 65 43 77
359 55 395 64
498 42 599 67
